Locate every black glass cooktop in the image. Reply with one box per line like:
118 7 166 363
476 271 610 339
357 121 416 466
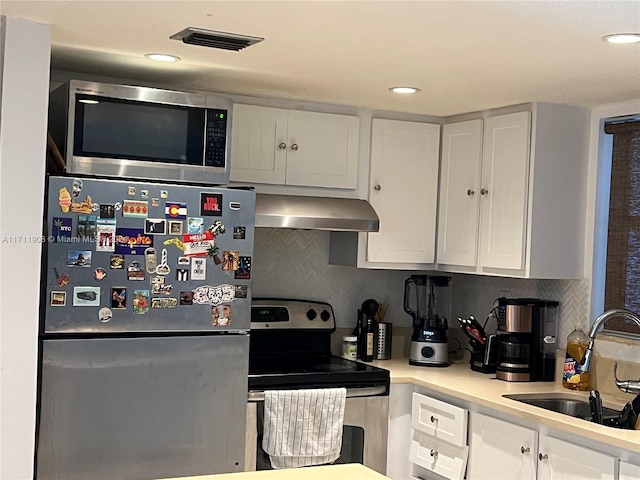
248 355 390 391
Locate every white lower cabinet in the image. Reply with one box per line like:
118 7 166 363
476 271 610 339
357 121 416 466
468 412 616 480
467 411 537 480
619 460 640 480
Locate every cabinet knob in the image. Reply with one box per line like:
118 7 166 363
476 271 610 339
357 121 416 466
467 189 475 196
521 446 530 454
430 415 438 423
374 184 382 191
278 142 287 150
429 449 438 458
480 188 489 196
290 143 299 151
538 453 548 461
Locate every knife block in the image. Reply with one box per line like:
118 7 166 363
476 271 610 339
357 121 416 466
470 335 497 373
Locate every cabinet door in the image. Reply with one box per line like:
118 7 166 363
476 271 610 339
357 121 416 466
437 119 483 267
478 111 531 270
467 412 536 480
368 119 440 264
537 434 615 480
285 110 359 189
230 104 288 184
619 460 640 480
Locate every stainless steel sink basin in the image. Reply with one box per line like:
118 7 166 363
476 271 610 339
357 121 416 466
503 392 621 420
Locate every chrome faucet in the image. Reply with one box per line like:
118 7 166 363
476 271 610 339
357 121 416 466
580 308 640 395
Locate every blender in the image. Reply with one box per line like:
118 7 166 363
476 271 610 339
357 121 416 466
404 275 450 367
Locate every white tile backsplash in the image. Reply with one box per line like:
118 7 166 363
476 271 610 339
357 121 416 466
253 228 638 361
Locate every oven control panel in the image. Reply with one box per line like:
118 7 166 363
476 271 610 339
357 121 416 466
250 299 335 330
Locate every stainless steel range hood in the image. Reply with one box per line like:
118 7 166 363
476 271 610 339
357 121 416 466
255 193 379 232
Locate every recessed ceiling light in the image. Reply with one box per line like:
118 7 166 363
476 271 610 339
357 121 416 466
144 53 181 62
389 86 420 94
602 33 640 44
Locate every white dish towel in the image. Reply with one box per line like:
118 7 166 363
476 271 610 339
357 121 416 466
262 388 347 469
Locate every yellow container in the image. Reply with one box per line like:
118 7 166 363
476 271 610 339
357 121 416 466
562 329 590 391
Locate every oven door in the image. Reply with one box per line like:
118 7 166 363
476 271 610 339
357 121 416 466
246 386 388 475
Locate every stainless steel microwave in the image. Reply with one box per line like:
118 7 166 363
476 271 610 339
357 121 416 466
48 80 231 185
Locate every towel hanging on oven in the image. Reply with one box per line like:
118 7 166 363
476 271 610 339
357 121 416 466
262 388 347 469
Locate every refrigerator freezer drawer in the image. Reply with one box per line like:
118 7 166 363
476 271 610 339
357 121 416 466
37 335 249 480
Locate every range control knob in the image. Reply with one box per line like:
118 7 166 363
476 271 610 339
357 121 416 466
421 346 434 358
320 310 331 322
306 309 317 320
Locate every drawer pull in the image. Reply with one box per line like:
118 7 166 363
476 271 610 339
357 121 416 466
278 142 287 150
430 449 438 458
430 415 439 423
538 453 548 461
521 446 530 454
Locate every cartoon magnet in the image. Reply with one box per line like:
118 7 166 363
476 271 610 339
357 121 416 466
72 178 83 198
93 267 107 281
99 308 113 323
58 187 72 213
192 284 235 306
111 287 127 309
169 221 183 235
235 256 251 280
200 193 222 216
50 291 67 307
191 258 206 280
110 254 125 269
133 289 150 315
222 250 239 271
53 268 70 287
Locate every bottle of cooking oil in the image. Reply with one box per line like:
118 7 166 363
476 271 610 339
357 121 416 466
562 329 590 391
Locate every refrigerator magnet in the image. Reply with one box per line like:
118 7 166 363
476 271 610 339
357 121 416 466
179 291 194 305
77 215 97 240
233 226 246 240
111 287 127 309
127 261 145 281
96 219 117 252
154 249 171 276
68 250 92 268
160 190 168 199
177 256 190 266
209 220 225 236
165 202 187 220
234 285 248 298
73 286 100 307
122 200 148 218
115 228 153 255
144 219 167 235
93 268 107 281
72 178 83 198
151 198 160 207
99 204 116 219
176 268 189 282
53 268 70 287
140 189 149 199
187 217 204 234
98 308 113 323
200 193 222 216
151 297 178 309
169 221 183 235
50 291 67 307
234 256 251 280
133 289 150 315
212 305 231 326
58 187 72 213
127 186 136 196
51 217 73 243
110 254 125 269
70 195 94 214
222 251 239 271
190 258 206 280
192 284 235 306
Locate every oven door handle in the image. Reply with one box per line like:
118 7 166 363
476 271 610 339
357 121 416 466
247 385 387 402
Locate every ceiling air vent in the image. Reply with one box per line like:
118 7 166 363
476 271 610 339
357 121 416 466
170 27 264 52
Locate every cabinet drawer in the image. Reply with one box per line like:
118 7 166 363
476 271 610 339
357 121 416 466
410 430 469 480
412 392 467 446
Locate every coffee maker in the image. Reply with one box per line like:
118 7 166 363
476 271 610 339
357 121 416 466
495 298 559 382
404 275 450 367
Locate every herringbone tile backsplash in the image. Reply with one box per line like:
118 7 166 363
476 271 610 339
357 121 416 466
253 228 593 348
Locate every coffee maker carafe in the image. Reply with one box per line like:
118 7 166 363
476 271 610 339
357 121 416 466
404 275 450 367
495 298 559 382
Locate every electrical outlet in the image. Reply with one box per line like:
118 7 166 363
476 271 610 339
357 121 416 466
499 289 511 298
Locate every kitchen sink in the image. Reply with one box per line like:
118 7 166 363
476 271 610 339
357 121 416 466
503 392 621 421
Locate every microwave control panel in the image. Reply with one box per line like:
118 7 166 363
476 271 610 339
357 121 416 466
205 109 228 168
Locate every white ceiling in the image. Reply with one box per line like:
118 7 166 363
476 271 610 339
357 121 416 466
2 0 640 117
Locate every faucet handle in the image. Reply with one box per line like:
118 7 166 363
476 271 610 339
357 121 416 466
613 361 640 395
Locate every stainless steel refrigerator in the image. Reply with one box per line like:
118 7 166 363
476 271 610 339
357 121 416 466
37 175 255 480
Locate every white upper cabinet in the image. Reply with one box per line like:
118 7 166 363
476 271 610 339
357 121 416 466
230 104 359 189
437 119 483 267
329 118 440 269
436 103 589 279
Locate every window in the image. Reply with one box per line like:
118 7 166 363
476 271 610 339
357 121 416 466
603 120 640 334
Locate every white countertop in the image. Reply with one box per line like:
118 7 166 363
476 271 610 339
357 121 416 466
164 464 389 480
371 358 640 452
